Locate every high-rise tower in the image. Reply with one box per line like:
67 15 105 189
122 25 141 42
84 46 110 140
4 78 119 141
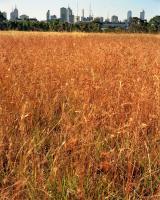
46 10 51 21
60 7 68 22
140 10 145 20
67 7 74 23
10 6 18 20
81 9 85 22
127 10 132 22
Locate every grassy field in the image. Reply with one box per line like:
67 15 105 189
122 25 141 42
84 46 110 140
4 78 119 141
0 32 160 200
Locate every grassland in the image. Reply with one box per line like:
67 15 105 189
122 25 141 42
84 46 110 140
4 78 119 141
0 32 160 200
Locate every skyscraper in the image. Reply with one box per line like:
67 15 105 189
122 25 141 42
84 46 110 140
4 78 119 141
46 10 51 21
140 10 145 20
127 10 132 22
67 7 74 23
60 7 74 23
81 9 85 22
10 7 18 20
60 7 67 22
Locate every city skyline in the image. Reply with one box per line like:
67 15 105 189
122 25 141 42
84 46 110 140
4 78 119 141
0 0 160 21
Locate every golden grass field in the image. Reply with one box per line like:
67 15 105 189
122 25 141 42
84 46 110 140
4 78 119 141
0 32 160 200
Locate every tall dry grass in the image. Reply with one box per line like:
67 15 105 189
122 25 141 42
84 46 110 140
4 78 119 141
0 32 160 199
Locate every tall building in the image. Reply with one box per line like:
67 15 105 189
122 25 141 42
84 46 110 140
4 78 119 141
67 7 74 23
127 10 132 22
60 7 67 22
60 7 74 23
111 15 118 23
46 10 50 21
10 7 18 20
140 10 145 20
82 9 84 18
81 9 85 22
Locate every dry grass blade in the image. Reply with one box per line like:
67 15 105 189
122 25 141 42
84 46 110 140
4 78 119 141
0 32 160 199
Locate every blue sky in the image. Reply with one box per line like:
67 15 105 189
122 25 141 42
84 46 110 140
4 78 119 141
0 0 159 20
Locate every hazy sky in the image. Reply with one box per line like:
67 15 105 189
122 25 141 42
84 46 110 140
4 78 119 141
0 0 160 20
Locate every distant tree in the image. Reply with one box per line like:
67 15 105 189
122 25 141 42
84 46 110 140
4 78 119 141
0 11 6 22
0 21 8 30
79 22 90 32
8 21 18 30
114 27 125 32
92 20 102 32
128 17 148 33
1 14 160 33
85 21 100 32
22 21 30 31
148 16 160 32
73 22 89 32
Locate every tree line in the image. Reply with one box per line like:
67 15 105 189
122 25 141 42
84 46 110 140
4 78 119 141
0 12 160 33
128 17 160 33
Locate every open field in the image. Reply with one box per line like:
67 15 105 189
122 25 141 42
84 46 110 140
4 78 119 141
0 32 160 200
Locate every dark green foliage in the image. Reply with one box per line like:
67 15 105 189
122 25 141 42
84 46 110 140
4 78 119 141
0 15 160 33
148 16 160 32
0 12 6 22
128 17 148 33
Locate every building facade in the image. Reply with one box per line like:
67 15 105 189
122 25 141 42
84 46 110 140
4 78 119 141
60 7 74 23
81 9 85 22
67 7 74 23
10 7 18 20
111 15 118 23
127 10 132 22
46 10 51 21
140 10 145 20
60 7 67 22
102 22 127 31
